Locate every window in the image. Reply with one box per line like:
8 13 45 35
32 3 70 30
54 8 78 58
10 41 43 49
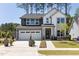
27 22 29 24
36 19 39 24
57 30 60 36
57 18 60 23
46 18 49 24
61 31 64 36
26 19 39 25
61 18 64 23
57 18 65 23
31 19 35 24
26 32 30 33
36 32 40 33
31 32 35 33
26 19 30 25
36 21 39 24
57 30 65 36
21 32 25 33
27 19 29 22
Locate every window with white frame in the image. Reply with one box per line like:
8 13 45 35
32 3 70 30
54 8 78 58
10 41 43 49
46 18 49 24
36 19 39 24
57 30 60 36
26 19 29 25
31 19 35 25
57 18 65 23
26 19 39 25
57 18 60 23
61 18 65 23
57 30 64 36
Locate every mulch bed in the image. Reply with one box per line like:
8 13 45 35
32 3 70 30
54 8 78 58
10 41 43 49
39 40 47 48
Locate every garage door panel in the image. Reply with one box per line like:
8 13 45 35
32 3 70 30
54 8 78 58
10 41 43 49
31 30 41 40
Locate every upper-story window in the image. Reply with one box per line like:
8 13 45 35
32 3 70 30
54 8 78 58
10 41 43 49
31 19 35 24
36 19 39 24
26 19 29 25
61 18 64 23
46 18 49 24
57 18 65 24
57 18 60 23
26 19 39 25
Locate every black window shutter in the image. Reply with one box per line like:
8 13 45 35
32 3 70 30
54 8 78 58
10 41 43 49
21 18 26 26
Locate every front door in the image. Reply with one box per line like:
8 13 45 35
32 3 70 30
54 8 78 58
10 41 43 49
45 28 51 39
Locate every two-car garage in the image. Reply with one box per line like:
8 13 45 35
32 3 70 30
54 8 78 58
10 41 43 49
18 30 41 41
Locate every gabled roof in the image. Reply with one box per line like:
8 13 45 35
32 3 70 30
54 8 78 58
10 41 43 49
20 8 66 19
45 8 67 17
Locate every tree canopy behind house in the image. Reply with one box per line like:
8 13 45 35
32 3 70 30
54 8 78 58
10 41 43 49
17 3 71 15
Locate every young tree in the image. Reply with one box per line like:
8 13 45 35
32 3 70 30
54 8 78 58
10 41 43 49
0 23 19 38
58 23 69 32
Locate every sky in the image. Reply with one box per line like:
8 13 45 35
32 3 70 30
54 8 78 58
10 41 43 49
0 3 79 25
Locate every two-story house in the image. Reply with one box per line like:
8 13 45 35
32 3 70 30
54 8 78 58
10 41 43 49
16 8 67 41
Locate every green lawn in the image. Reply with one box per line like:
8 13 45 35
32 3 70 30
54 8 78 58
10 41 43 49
38 50 79 55
53 41 79 48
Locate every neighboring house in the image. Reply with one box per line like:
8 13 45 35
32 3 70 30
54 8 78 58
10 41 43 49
69 18 79 40
16 8 67 41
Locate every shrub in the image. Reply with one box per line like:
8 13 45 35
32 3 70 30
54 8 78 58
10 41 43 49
54 36 57 40
63 35 71 41
29 36 35 47
65 35 71 41
50 36 54 40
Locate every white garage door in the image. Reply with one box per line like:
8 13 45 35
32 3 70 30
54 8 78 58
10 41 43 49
19 30 41 40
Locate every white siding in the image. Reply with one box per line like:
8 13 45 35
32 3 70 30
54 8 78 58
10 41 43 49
43 9 66 36
43 9 57 24
51 12 66 36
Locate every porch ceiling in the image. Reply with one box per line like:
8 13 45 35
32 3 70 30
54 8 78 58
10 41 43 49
42 24 55 27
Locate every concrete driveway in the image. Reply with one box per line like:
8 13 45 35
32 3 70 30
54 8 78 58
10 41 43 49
0 41 41 56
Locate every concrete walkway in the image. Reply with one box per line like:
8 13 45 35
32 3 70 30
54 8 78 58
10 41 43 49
0 41 42 56
46 41 55 48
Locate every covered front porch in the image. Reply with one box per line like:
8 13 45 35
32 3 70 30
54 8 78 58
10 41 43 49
41 24 55 40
